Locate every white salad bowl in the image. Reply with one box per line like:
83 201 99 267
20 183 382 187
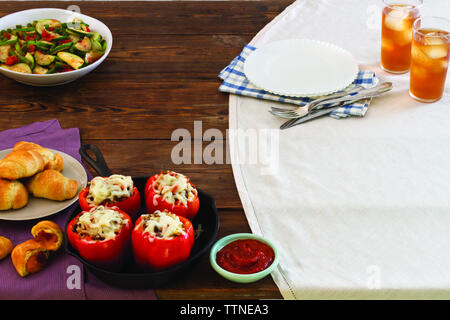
0 8 113 86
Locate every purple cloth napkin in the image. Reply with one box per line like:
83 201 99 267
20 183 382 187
0 119 157 300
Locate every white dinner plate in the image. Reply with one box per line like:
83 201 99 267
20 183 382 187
243 39 359 97
0 148 87 221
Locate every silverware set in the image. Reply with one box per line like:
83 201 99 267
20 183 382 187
270 82 393 130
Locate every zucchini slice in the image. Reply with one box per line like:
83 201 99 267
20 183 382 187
81 24 90 32
35 19 61 34
68 34 80 43
33 65 48 74
91 32 102 42
74 37 91 52
0 44 11 63
90 39 102 52
67 27 93 37
25 52 35 69
57 51 84 70
1 63 32 73
85 51 104 64
36 40 53 46
35 50 56 66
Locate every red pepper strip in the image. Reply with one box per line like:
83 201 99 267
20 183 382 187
5 56 19 66
27 44 36 53
25 34 37 41
78 182 141 221
66 208 132 271
132 213 195 271
3 33 11 40
41 29 56 41
145 172 200 220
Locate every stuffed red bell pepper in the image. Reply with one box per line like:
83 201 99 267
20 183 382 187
67 206 132 271
145 171 200 220
79 174 141 220
132 210 195 271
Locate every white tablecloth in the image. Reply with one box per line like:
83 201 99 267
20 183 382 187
229 0 450 299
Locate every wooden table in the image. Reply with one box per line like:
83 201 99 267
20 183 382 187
0 1 292 299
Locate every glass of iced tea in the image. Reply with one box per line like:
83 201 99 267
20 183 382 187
410 17 450 102
381 0 422 74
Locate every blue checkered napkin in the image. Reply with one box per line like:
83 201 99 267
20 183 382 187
219 44 378 119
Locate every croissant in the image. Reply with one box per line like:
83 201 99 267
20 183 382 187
11 239 49 277
31 220 63 251
0 236 13 260
0 150 45 180
26 169 78 201
0 179 29 210
13 141 64 172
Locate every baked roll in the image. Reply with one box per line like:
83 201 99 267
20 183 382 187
11 239 49 277
26 169 78 201
13 141 64 172
10 220 63 277
0 236 13 260
0 150 45 180
0 179 29 210
31 220 63 251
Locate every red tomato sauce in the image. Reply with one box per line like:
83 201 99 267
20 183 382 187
216 239 275 274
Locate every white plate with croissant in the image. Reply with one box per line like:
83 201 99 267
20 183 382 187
0 142 87 221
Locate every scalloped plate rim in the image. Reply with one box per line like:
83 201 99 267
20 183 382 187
243 39 360 98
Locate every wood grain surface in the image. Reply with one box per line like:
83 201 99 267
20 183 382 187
0 1 292 299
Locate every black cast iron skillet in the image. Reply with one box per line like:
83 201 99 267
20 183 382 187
64 144 220 288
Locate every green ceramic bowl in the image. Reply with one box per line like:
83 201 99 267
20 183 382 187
209 233 279 283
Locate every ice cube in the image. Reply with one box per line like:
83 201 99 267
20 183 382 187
411 45 429 65
430 59 449 73
424 34 447 46
396 28 413 45
384 9 409 31
411 65 428 79
423 45 449 60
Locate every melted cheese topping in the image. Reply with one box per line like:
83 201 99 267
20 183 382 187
152 171 197 206
87 175 133 205
76 206 126 240
139 210 185 239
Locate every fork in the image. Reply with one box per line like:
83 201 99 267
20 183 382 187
269 85 365 115
279 99 362 130
270 82 393 119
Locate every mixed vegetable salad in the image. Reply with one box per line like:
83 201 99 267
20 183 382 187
0 18 106 74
